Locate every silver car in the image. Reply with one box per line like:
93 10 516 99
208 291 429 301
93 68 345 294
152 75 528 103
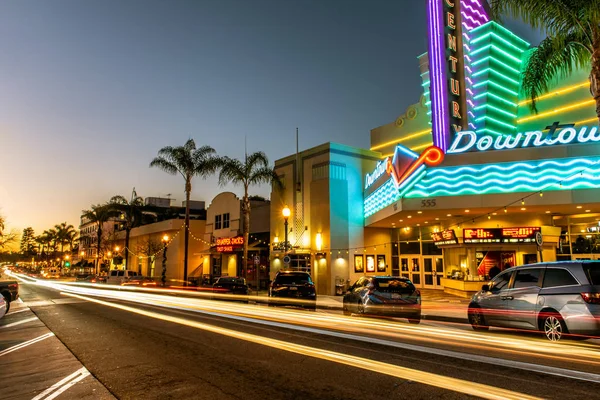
468 261 600 341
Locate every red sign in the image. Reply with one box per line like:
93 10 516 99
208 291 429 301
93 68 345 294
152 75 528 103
463 227 541 244
501 227 540 243
431 229 458 245
463 228 502 243
216 236 244 252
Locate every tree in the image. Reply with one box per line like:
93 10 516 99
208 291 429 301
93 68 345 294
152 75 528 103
150 139 221 285
137 237 163 276
81 204 118 274
20 227 36 255
0 214 17 251
491 0 600 119
218 151 281 281
54 222 77 253
109 189 146 270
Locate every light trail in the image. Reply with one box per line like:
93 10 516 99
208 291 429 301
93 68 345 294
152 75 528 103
62 291 543 400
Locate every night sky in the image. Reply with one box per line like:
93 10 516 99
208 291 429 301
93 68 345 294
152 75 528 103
0 0 542 236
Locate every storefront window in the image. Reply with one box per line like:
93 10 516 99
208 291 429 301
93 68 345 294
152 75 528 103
422 242 442 256
400 241 420 254
391 256 399 277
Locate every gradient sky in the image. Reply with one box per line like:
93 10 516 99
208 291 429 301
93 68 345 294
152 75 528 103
0 0 542 238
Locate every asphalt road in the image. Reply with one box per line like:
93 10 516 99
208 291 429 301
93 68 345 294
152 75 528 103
15 280 600 400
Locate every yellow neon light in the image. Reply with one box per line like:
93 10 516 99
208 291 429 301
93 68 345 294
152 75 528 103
381 142 433 158
574 116 598 125
518 81 588 106
370 129 431 151
517 100 595 123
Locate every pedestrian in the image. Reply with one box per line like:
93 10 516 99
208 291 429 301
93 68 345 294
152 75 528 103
489 264 501 279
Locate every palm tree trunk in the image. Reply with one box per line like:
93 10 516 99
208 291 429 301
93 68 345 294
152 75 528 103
125 228 131 271
96 226 102 275
592 42 600 124
183 178 191 286
242 193 250 285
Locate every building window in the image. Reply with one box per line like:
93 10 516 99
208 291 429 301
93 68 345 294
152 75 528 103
223 213 230 229
215 215 222 230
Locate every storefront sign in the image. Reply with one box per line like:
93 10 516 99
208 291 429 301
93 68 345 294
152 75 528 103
447 125 600 154
431 229 458 245
216 236 244 252
365 157 389 189
464 227 541 244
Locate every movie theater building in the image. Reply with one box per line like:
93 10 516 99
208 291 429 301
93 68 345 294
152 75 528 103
271 0 600 296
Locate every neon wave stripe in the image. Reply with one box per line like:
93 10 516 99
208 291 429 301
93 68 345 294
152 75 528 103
462 2 489 22
428 158 600 176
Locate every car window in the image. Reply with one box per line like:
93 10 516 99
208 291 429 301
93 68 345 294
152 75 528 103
117 271 124 277
543 268 578 288
490 271 511 292
513 268 542 289
374 278 414 293
583 262 600 285
110 271 118 277
275 274 312 285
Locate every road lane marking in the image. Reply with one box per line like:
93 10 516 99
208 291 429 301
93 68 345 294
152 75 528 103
7 308 30 315
1 316 38 329
63 291 542 400
31 367 91 400
0 332 54 357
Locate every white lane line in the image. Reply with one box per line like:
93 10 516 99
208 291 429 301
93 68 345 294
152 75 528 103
0 332 55 357
31 367 90 400
17 298 24 303
141 299 600 384
7 308 30 315
1 316 38 329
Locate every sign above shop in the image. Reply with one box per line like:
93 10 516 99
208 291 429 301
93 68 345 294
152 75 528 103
216 236 244 252
447 124 599 154
431 229 458 245
463 227 541 244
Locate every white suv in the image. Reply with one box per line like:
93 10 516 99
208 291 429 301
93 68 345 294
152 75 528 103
106 270 139 285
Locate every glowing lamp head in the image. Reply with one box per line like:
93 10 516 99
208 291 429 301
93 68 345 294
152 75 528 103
162 234 169 242
115 246 120 251
282 206 291 218
80 251 85 256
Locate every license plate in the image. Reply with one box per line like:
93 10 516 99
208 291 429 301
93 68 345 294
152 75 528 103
289 287 298 291
391 293 401 299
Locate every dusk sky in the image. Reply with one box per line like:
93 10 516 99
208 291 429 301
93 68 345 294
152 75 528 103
0 0 542 238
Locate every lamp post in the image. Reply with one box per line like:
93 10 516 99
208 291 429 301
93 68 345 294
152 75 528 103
282 206 291 252
161 234 169 287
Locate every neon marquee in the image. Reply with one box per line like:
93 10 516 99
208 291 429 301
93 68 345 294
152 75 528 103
447 125 600 154
364 157 390 189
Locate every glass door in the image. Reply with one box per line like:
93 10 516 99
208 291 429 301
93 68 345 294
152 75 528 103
411 257 421 287
423 257 435 288
400 257 409 279
435 257 444 287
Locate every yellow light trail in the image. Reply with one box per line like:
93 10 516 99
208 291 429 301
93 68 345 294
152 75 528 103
518 81 589 106
63 291 542 400
370 129 432 151
517 99 595 123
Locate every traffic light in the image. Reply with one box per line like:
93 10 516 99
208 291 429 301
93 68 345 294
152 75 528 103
65 261 71 267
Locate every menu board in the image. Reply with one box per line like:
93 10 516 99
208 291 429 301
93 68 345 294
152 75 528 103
431 230 458 245
463 227 540 244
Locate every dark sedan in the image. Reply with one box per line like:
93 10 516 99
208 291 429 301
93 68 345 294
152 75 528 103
212 277 249 302
343 276 421 323
268 271 316 310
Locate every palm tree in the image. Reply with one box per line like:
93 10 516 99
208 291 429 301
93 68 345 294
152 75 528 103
109 190 146 270
81 204 118 274
54 222 76 254
150 139 221 285
218 151 281 281
491 0 600 118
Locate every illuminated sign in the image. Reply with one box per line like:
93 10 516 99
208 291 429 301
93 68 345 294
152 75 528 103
365 157 389 189
447 124 600 154
463 227 540 244
431 229 458 245
216 236 244 252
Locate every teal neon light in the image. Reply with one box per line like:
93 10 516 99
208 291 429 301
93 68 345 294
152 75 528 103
473 80 518 96
475 128 505 136
364 178 400 217
470 22 530 47
470 45 522 64
471 68 520 85
472 55 521 68
473 104 517 118
421 81 431 87
470 32 528 53
474 116 518 130
473 92 518 107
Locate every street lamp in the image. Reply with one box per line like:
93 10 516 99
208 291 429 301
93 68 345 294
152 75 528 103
282 206 291 252
161 234 169 287
115 246 120 252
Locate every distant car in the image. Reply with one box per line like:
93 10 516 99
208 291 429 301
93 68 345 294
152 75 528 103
44 268 60 279
0 280 19 313
106 269 140 285
0 295 6 319
343 276 421 323
468 261 600 341
212 277 249 301
75 274 105 283
121 276 158 287
268 271 317 310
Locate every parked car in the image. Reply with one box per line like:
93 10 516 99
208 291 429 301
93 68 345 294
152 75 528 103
268 271 317 310
0 280 19 313
75 274 106 283
468 261 600 341
343 276 421 323
106 269 140 285
0 295 7 319
212 277 249 301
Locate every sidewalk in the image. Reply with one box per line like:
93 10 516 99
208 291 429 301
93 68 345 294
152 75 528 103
0 298 115 400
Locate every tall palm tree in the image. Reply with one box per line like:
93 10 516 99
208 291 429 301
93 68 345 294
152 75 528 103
491 0 600 118
81 204 118 274
150 139 221 285
54 222 76 254
109 190 146 270
218 151 281 280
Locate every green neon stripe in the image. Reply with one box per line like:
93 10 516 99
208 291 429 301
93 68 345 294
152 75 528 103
470 22 530 47
472 55 521 70
475 116 517 130
473 92 518 108
472 68 520 86
421 80 430 87
473 80 518 96
473 104 517 118
470 32 528 52
470 44 522 64
475 127 505 136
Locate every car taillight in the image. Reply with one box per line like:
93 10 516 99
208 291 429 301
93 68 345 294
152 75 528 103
581 293 600 304
9 283 17 288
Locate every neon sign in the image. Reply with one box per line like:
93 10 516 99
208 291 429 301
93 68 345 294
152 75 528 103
447 125 600 154
365 157 389 189
216 236 244 252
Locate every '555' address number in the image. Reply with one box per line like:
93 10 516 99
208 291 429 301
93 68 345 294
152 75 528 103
421 199 436 208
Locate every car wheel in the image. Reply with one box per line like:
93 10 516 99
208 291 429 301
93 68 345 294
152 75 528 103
1 292 10 313
541 312 567 342
408 313 421 324
468 305 489 331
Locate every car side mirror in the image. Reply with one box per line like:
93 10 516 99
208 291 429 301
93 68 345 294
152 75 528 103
482 284 490 292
